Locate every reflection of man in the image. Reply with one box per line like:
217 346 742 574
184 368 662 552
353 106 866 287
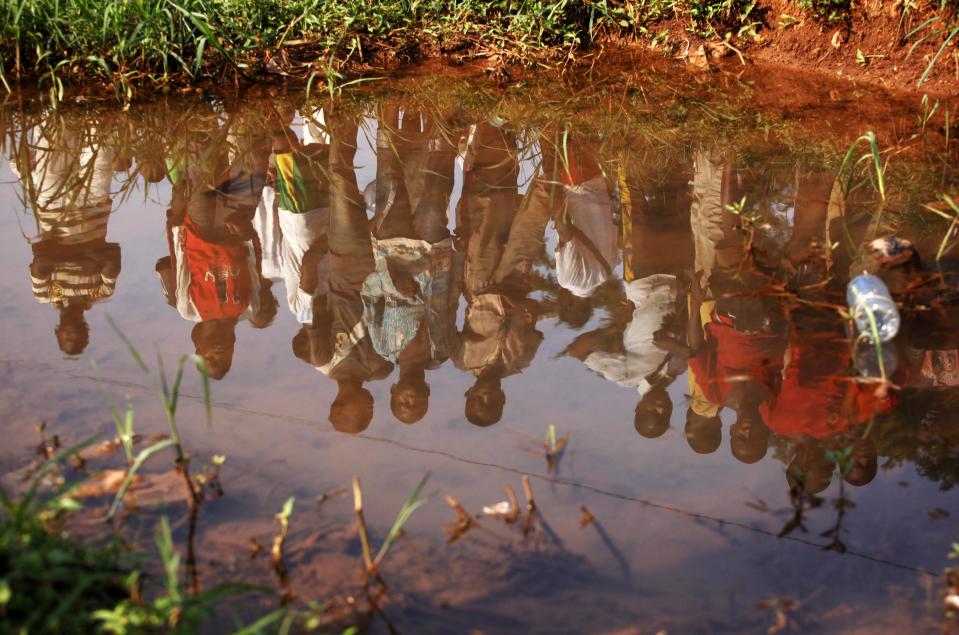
686 152 784 464
453 121 550 426
156 112 277 379
311 112 393 433
564 275 684 439
11 114 122 355
562 149 693 439
255 107 331 326
361 104 459 424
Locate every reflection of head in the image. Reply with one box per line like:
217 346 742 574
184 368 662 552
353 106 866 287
248 281 278 329
843 438 878 487
787 442 834 495
191 319 237 380
557 288 592 329
330 384 374 434
139 158 168 184
685 408 722 454
56 306 90 355
465 380 505 427
292 325 332 368
730 407 769 464
391 378 430 424
634 386 672 438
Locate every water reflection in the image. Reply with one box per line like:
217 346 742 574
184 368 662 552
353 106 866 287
5 96 959 497
9 111 124 355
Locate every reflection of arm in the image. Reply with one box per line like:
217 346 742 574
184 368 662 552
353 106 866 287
299 234 329 295
167 180 188 227
687 271 707 352
687 293 705 352
157 184 187 307
563 326 623 361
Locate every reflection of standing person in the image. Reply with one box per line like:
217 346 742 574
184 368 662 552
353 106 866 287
156 112 277 379
312 112 393 433
611 151 695 439
453 121 550 426
563 274 684 438
255 109 332 326
11 114 122 355
686 151 784 464
361 104 459 424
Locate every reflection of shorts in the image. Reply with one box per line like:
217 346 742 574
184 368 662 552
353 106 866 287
217 172 267 216
189 172 267 230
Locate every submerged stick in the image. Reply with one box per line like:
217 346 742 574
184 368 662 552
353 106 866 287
505 484 521 523
352 477 375 575
522 475 536 512
444 495 474 543
522 475 538 538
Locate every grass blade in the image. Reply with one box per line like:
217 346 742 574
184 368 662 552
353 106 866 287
191 354 213 427
919 24 959 86
373 472 431 567
106 438 176 521
105 315 149 373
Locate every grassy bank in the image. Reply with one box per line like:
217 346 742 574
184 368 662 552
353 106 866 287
1 0 957 99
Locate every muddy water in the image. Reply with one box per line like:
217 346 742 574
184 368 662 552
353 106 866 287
1 76 958 634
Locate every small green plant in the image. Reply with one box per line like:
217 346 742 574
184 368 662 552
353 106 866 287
103 316 214 521
0 442 128 634
94 517 271 634
839 131 886 202
797 0 852 23
544 424 569 473
922 193 959 263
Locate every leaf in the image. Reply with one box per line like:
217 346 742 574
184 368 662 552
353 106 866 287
230 608 289 635
919 24 959 86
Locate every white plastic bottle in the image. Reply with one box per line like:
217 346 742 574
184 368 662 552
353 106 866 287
846 272 900 343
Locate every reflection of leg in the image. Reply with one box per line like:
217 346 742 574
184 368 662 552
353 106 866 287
462 189 515 295
787 170 832 266
493 178 553 284
328 116 370 258
372 169 414 239
372 106 416 239
412 149 456 243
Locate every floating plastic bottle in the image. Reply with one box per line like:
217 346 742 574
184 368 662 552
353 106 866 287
846 272 900 343
853 336 899 378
